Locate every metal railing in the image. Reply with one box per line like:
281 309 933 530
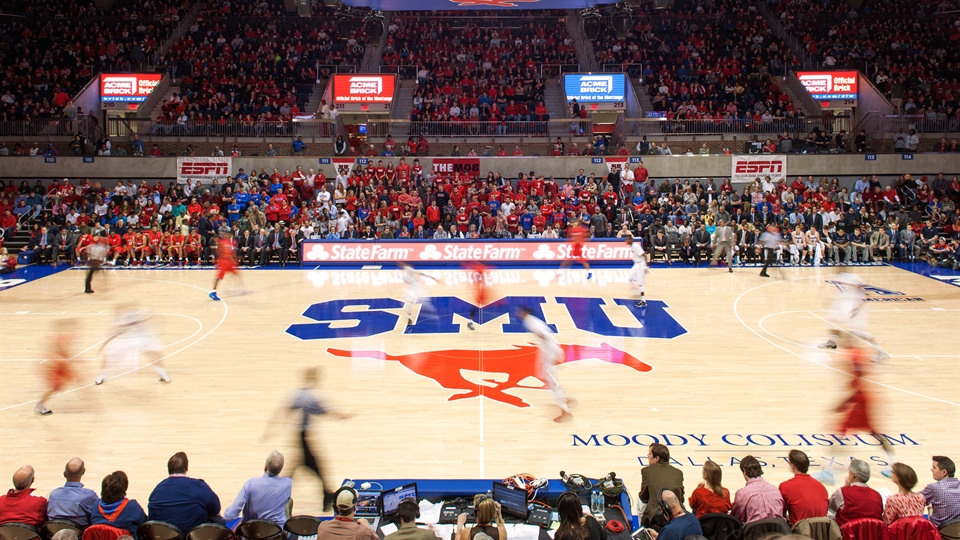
880 115 960 134
540 64 581 78
622 116 851 137
364 119 592 138
0 119 81 138
107 118 336 139
380 64 422 78
602 63 643 76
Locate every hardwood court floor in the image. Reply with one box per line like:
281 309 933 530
1 265 957 516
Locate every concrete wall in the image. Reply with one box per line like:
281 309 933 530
2 153 957 182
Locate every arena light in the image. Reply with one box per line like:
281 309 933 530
364 11 385 47
336 7 356 37
323 0 339 7
581 8 602 41
611 3 633 40
295 0 314 17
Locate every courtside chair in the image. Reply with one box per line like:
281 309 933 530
185 523 233 540
41 520 83 540
940 519 960 540
0 524 41 540
235 520 282 540
137 521 183 540
741 517 791 540
697 512 743 540
282 517 318 538
839 517 890 540
792 517 841 540
80 525 127 540
888 516 939 540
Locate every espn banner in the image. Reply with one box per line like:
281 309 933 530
302 240 630 264
177 157 232 184
731 155 787 184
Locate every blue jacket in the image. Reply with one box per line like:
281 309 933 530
91 498 147 535
148 476 221 533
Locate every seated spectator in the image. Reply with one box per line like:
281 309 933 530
883 462 926 525
920 455 960 527
223 451 291 527
147 452 221 532
778 450 828 526
827 459 882 526
317 489 378 540
48 458 99 527
731 455 784 524
0 465 47 527
638 443 684 527
91 471 147 535
688 460 731 518
650 490 702 540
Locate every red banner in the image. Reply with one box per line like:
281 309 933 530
332 74 396 103
100 73 163 103
302 240 630 264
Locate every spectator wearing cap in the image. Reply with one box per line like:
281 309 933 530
778 450 827 526
920 455 960 527
827 459 882 526
731 456 784 524
0 465 48 527
316 488 378 540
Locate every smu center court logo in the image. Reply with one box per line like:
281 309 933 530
285 295 686 407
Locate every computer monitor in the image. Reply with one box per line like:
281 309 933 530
492 482 528 520
358 125 367 134
354 490 382 518
381 483 418 520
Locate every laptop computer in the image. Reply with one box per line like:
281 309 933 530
381 483 419 525
492 482 528 520
354 489 382 530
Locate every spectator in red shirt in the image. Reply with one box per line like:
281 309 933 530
688 460 732 518
0 465 48 527
779 450 828 526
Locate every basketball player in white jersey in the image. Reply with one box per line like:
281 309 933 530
625 235 649 307
95 305 171 384
819 273 890 361
399 262 435 326
804 225 824 266
789 223 806 265
517 306 572 422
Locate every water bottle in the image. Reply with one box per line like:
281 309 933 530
591 489 603 515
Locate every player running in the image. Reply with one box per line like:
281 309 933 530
819 273 890 361
558 218 592 279
399 262 436 326
210 227 243 301
34 321 78 415
814 332 895 485
95 306 170 385
517 306 573 422
626 235 649 307
465 261 490 331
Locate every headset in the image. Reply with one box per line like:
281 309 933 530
397 498 420 521
656 489 672 523
332 485 358 515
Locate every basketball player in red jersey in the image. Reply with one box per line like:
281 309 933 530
558 218 592 279
465 261 490 331
34 321 77 415
814 332 896 485
210 227 242 301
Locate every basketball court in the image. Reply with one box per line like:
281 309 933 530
1 264 958 515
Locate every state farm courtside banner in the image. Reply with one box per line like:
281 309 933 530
730 155 787 184
177 157 232 184
302 240 630 265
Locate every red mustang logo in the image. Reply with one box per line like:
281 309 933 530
327 342 652 407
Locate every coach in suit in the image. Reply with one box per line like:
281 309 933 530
237 229 254 265
265 226 285 266
252 228 269 266
52 227 77 265
639 443 684 529
711 219 736 271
